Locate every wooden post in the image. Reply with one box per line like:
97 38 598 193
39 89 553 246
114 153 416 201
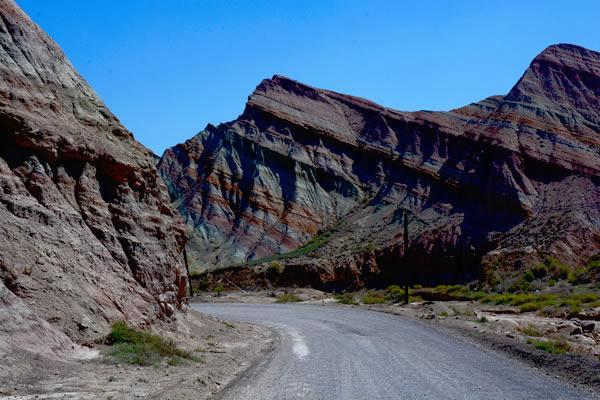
403 210 409 305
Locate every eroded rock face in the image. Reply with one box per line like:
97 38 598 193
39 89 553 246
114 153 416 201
0 0 188 356
160 44 599 289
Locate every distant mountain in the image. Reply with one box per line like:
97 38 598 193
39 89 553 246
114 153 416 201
159 44 599 290
0 0 188 358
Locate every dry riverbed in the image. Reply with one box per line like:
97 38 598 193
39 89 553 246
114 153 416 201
0 309 274 400
196 288 600 393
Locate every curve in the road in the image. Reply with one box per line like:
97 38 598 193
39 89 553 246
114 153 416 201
194 303 593 400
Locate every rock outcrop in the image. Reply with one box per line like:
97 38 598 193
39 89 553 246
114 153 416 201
0 0 188 359
160 44 599 290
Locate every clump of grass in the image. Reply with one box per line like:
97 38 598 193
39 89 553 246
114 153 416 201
335 292 358 305
518 325 542 337
477 316 489 323
361 291 386 304
275 293 301 303
103 322 193 366
167 356 183 366
527 338 570 355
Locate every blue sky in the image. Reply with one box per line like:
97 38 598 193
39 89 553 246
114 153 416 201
17 1 600 155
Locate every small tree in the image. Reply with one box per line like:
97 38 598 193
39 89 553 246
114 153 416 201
213 284 225 297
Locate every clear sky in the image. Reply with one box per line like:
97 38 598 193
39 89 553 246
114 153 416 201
17 0 600 155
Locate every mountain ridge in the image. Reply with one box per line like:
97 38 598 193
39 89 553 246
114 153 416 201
159 43 599 290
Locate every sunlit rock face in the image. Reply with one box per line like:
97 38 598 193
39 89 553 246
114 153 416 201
160 44 599 289
0 0 188 357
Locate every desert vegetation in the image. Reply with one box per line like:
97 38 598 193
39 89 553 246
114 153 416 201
102 322 196 366
275 293 302 303
526 338 571 355
334 282 599 318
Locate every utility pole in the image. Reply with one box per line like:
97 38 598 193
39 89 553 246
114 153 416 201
403 210 410 305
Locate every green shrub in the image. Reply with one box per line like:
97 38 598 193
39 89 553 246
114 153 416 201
509 277 532 293
547 257 570 280
589 300 600 308
335 292 358 305
361 291 386 304
559 299 582 314
213 284 225 296
531 263 548 278
527 338 570 354
385 285 404 303
572 293 599 303
586 254 600 271
510 294 536 306
523 270 535 282
104 322 193 366
568 267 590 285
275 293 301 303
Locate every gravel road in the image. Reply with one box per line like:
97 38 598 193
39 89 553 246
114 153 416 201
194 303 594 400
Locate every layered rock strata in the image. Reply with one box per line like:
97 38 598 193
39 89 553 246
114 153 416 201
161 44 599 289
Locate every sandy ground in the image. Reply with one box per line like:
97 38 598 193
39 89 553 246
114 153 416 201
196 289 600 394
0 309 274 400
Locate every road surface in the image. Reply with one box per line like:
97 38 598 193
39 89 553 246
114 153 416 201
194 303 592 400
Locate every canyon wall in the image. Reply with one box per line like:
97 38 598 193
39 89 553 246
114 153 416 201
0 0 188 359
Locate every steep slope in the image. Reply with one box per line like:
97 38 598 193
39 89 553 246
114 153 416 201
159 44 599 289
0 0 188 359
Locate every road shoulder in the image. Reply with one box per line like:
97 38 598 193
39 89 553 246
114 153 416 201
0 308 275 399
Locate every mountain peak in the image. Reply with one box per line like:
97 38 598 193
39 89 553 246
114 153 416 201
506 44 600 127
251 74 323 102
536 43 599 59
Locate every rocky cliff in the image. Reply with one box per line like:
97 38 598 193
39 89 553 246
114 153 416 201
159 44 599 290
0 0 188 359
